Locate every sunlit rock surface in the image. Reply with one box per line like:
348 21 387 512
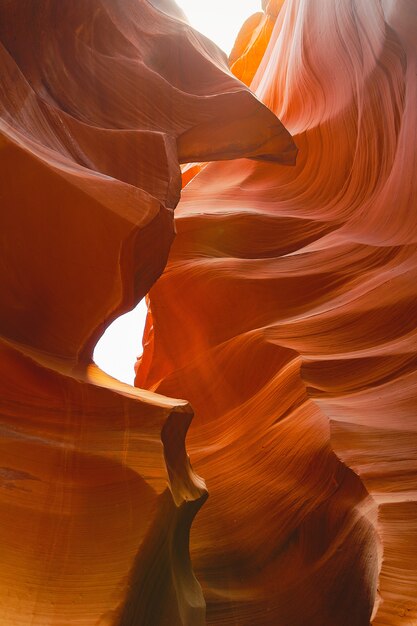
136 1 417 624
0 1 295 624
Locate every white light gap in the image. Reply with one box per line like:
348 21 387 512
176 0 262 55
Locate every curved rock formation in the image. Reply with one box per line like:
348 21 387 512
0 1 295 624
136 1 417 624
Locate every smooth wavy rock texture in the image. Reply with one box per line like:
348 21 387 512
136 1 417 624
0 1 296 624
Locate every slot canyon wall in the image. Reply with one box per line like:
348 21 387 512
0 0 416 625
136 0 417 624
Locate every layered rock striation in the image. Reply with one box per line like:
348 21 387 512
0 1 295 624
136 1 417 624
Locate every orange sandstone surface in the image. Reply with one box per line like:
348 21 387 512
0 1 295 624
1 0 416 625
135 1 417 625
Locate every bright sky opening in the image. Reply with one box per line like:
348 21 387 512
93 0 262 384
176 0 262 54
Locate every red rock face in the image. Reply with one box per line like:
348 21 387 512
2 0 416 624
0 1 295 624
135 1 417 625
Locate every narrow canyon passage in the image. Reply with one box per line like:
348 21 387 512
136 1 417 624
1 1 416 625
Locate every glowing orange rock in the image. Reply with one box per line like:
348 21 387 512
136 1 417 624
229 1 286 86
0 1 295 624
